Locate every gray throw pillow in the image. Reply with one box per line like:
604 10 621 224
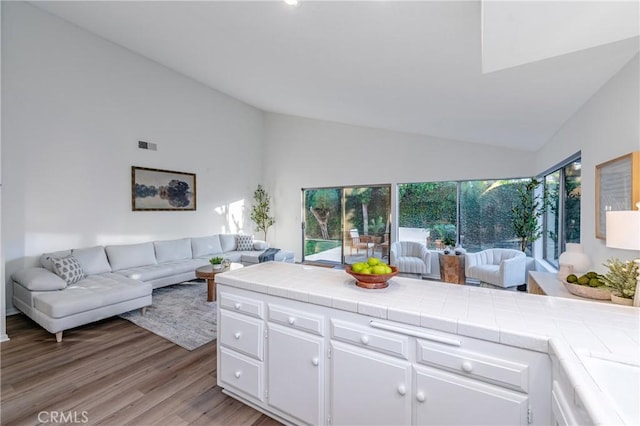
236 234 254 251
50 255 86 285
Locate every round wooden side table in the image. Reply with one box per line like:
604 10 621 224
195 263 243 302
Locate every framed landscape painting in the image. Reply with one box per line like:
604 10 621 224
132 166 196 211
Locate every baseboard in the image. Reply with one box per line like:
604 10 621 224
0 334 9 342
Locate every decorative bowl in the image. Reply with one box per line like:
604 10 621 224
563 281 611 300
345 265 399 289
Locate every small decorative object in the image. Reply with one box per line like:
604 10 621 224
454 245 466 256
600 258 638 304
563 271 611 300
558 243 591 275
557 264 573 282
345 265 399 289
209 256 225 270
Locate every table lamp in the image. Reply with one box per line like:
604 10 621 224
606 202 640 307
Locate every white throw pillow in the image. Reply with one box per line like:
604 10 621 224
253 240 269 250
236 234 254 251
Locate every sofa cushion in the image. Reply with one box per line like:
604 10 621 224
220 234 237 252
11 267 67 291
40 250 72 272
72 246 112 275
154 238 192 263
50 256 86 285
191 235 223 258
33 273 151 319
105 242 157 271
236 234 254 251
115 258 205 281
253 240 269 250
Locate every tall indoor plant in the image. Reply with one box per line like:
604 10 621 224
250 185 275 241
511 178 548 253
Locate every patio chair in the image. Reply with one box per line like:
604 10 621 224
349 229 375 257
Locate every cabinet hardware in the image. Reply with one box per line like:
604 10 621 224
312 357 319 366
416 391 426 403
360 335 370 345
234 370 242 378
234 302 241 310
397 384 407 396
288 316 296 325
370 320 461 347
234 332 241 340
461 360 473 373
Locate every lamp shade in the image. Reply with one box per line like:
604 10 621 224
606 210 640 250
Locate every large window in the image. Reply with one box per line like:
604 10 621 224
542 156 581 267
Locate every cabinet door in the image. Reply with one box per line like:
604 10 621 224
331 341 411 426
415 365 528 426
267 324 324 425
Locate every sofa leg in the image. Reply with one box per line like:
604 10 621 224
55 331 63 343
141 307 147 316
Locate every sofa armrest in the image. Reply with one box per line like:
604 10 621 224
419 246 432 274
499 256 527 286
11 267 67 291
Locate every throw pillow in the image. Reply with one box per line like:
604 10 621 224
50 255 85 285
236 234 254 251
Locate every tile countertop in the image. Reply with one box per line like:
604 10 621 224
216 262 640 425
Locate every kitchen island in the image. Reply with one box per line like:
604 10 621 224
216 262 639 426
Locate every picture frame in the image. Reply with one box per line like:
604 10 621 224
131 166 196 211
595 151 640 239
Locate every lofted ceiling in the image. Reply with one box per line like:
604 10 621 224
31 1 640 151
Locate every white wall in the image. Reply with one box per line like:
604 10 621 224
536 54 640 273
262 113 535 261
1 3 264 315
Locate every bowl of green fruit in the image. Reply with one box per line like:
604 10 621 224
564 272 611 300
346 257 399 289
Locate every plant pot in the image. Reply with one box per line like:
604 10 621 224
211 264 223 270
610 292 634 306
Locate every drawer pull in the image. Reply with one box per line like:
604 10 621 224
234 370 242 379
288 316 296 325
397 384 407 396
461 361 473 373
370 320 461 347
360 335 370 345
234 332 242 340
416 391 426 403
234 302 241 310
311 357 319 367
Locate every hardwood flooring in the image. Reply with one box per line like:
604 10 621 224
1 314 282 426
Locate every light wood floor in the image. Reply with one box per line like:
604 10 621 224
1 314 282 426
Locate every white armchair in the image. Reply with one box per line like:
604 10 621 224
390 241 431 276
465 249 526 289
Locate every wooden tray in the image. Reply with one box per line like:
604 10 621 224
563 281 611 300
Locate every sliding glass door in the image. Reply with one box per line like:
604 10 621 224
302 185 391 265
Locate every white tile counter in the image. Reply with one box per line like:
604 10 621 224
216 262 640 425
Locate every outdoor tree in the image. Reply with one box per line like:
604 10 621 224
309 189 339 240
250 185 275 241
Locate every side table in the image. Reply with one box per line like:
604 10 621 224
439 253 466 284
196 263 243 302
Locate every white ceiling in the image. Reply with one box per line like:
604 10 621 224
31 1 640 151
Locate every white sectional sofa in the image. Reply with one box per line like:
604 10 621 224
11 234 294 342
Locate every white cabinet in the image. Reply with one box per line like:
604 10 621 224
217 285 551 426
331 341 412 426
414 365 528 425
267 324 324 425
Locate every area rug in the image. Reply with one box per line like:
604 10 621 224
119 280 216 350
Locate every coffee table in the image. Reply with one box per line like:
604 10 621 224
196 262 243 302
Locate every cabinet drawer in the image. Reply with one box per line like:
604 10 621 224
268 304 324 336
331 319 409 359
220 310 264 360
416 339 529 393
220 291 264 319
220 347 263 401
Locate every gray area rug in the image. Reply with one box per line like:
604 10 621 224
119 280 216 350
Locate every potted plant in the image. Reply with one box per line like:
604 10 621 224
209 256 225 270
250 185 275 241
600 258 638 305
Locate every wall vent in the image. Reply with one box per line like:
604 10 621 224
138 141 157 151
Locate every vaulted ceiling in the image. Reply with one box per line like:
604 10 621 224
32 1 640 151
